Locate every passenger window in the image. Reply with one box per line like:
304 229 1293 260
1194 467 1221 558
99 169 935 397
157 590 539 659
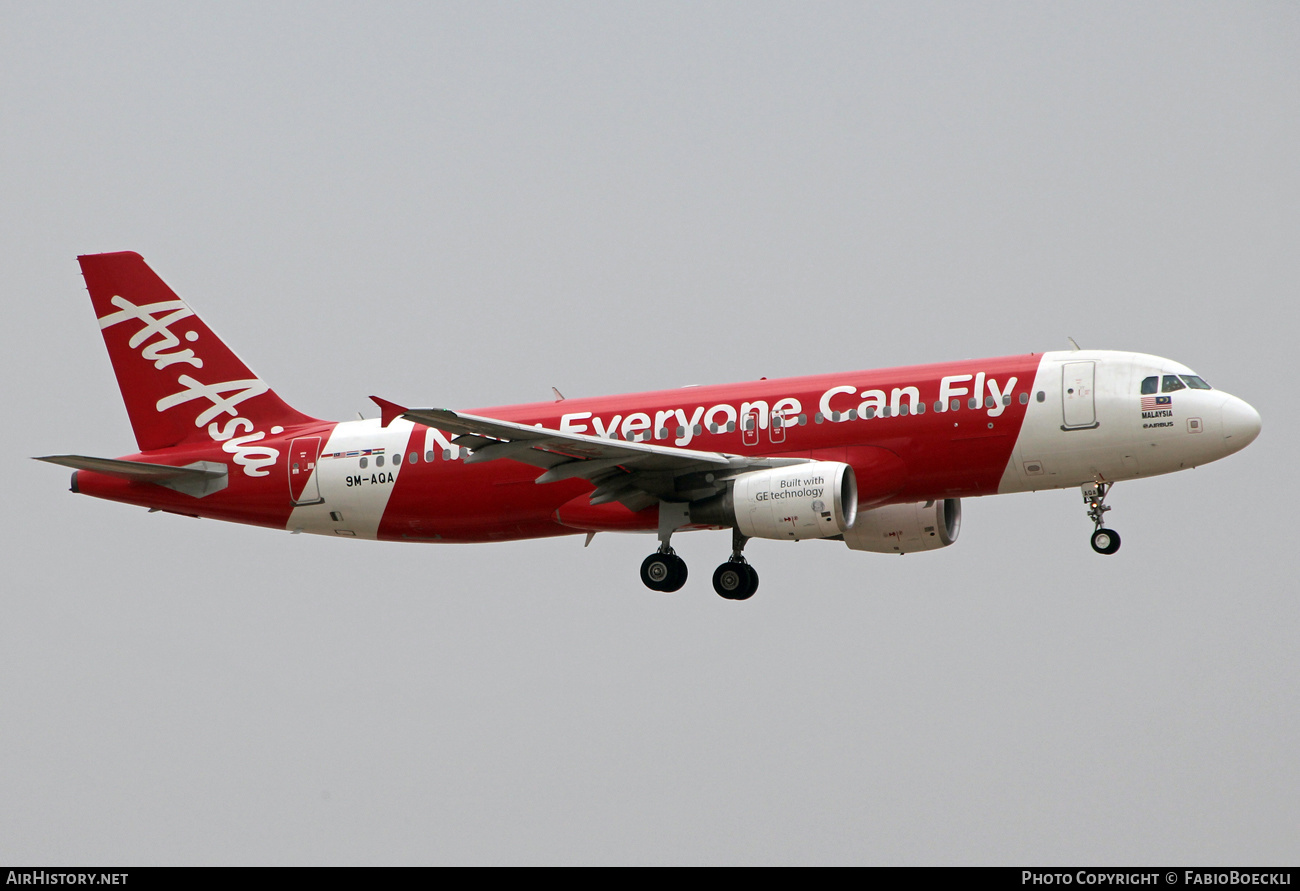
1162 375 1186 393
360 457 368 469
376 455 385 467
1180 375 1213 390
1141 376 1158 395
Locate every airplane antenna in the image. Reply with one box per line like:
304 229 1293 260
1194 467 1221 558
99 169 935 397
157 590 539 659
552 387 565 402
1067 337 1081 351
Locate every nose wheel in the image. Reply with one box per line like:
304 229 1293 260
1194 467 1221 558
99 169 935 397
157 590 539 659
1083 482 1121 555
1090 527 1121 555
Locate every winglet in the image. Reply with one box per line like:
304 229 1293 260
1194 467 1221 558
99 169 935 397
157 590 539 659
370 396 408 428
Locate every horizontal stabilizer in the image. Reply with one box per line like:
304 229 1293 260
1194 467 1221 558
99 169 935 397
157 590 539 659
34 455 228 498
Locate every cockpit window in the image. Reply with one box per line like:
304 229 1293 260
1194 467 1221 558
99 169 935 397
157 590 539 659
1180 374 1212 390
1162 375 1187 393
1140 376 1158 395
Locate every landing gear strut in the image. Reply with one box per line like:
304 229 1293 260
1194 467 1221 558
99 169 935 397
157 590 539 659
640 501 690 592
1083 482 1121 555
712 528 759 600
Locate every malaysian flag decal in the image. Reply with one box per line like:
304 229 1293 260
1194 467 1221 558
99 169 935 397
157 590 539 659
1141 395 1172 410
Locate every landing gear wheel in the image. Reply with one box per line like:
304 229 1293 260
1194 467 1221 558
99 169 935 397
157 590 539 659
1090 528 1121 555
738 564 758 600
712 561 759 600
712 562 745 598
641 552 688 591
1082 482 1121 555
662 555 687 592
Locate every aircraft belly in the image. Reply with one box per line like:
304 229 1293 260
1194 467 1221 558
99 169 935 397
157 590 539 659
377 462 586 542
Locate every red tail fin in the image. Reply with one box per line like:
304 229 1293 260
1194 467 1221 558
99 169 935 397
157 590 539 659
80 252 319 452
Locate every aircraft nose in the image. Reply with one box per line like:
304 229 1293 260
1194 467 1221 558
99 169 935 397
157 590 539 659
1220 395 1262 453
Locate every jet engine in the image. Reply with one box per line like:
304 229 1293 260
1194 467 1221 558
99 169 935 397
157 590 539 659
691 462 857 541
842 498 961 554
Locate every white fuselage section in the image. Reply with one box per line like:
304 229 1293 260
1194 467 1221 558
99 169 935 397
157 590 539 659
999 350 1259 493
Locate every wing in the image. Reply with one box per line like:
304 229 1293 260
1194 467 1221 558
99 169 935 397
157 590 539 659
380 400 806 513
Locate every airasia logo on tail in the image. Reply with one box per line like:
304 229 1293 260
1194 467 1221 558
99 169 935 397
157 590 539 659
98 296 280 476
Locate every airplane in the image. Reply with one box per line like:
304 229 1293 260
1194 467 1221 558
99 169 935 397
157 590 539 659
38 252 1262 600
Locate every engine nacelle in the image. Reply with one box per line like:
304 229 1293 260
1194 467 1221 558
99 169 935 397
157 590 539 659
691 462 857 541
842 498 961 554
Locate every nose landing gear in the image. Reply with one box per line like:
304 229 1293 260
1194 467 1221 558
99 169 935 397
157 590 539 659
1083 482 1121 555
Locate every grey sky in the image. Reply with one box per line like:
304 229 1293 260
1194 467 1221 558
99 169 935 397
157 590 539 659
2 2 1297 865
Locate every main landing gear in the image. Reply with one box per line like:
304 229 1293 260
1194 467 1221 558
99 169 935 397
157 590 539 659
1083 481 1121 555
638 520 760 600
641 501 690 592
712 529 759 601
712 560 758 600
640 549 688 592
